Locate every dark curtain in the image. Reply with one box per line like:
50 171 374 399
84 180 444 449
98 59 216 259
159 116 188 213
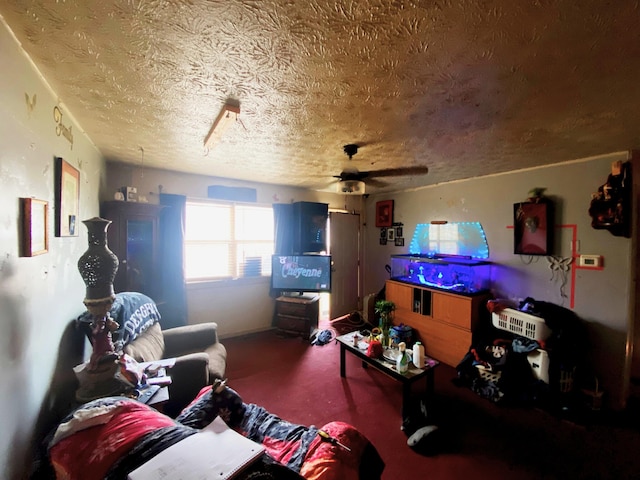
271 203 295 297
159 193 188 328
273 203 295 254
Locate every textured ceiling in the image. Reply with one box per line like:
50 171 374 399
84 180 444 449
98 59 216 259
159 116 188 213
2 1 640 193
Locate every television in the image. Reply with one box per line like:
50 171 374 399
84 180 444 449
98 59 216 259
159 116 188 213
271 254 332 293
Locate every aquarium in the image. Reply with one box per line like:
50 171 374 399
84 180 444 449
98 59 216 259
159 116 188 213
390 254 491 294
409 222 489 259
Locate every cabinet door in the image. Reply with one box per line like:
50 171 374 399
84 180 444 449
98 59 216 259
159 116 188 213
101 201 164 302
416 320 472 368
124 216 157 296
432 292 473 329
385 281 413 315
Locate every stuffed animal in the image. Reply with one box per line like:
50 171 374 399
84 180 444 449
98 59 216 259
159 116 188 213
471 339 510 372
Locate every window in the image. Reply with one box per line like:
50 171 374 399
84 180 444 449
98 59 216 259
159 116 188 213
184 200 274 281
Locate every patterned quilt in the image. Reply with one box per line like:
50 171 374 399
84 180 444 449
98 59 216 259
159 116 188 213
47 386 384 480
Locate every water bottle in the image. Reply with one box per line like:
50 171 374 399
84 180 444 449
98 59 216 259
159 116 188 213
412 341 425 368
396 342 409 374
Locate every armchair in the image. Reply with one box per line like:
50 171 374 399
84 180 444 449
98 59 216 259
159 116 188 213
78 292 227 417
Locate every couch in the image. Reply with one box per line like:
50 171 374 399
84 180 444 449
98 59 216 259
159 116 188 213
76 292 227 417
47 384 385 480
58 294 385 479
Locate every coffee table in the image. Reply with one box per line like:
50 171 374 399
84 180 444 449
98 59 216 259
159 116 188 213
336 331 439 423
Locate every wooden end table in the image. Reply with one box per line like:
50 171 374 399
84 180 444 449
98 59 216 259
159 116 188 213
336 331 439 424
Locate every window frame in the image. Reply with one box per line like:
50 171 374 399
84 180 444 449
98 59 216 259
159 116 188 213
184 199 274 283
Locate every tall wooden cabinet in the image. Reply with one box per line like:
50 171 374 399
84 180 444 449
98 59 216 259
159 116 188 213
101 201 164 304
386 280 491 367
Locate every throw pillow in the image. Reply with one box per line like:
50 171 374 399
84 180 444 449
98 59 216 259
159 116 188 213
123 322 165 362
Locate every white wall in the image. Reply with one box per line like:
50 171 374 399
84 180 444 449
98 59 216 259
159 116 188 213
362 153 633 409
0 20 106 479
105 163 363 338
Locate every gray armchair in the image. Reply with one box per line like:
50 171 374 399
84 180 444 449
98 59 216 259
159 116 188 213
124 321 227 416
78 292 227 417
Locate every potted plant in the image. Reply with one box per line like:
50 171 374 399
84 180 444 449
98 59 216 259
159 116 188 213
375 299 396 338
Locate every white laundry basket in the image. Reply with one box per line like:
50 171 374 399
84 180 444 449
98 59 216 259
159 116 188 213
491 308 552 342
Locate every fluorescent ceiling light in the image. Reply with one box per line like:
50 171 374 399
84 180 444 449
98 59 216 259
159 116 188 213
204 103 240 148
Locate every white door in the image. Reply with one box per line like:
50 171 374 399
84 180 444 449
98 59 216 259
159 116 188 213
329 212 360 319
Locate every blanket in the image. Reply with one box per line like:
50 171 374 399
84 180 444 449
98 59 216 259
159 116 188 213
77 292 161 351
47 386 384 480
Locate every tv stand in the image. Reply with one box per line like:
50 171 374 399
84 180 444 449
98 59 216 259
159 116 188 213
273 294 319 339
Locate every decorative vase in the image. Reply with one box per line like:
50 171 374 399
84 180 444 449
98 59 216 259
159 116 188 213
78 217 119 302
78 217 121 370
379 313 391 347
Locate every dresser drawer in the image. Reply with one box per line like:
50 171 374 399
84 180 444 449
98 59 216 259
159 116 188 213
274 314 312 336
276 301 311 317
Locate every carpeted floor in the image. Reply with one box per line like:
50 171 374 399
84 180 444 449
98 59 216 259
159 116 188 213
223 328 640 480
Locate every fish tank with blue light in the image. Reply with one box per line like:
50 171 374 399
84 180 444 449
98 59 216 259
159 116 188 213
390 222 491 294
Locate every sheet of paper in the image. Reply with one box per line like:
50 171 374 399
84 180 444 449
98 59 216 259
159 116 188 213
128 416 265 480
138 357 176 369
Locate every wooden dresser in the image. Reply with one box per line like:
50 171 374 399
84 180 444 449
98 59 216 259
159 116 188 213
385 280 491 367
273 295 319 339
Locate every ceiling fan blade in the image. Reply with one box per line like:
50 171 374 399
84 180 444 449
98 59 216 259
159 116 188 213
362 166 429 178
322 178 340 187
364 178 389 188
336 169 368 182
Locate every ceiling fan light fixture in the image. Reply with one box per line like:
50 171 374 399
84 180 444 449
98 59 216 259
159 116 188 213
204 103 240 149
338 179 365 195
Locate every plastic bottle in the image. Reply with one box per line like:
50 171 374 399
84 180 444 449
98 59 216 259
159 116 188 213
396 342 409 374
412 341 425 368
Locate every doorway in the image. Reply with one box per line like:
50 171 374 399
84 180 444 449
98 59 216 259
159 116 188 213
327 211 361 321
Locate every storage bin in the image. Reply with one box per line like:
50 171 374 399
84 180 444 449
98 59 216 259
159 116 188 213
526 348 550 384
491 308 551 342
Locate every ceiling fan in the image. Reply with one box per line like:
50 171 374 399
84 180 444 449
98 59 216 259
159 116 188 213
334 144 429 194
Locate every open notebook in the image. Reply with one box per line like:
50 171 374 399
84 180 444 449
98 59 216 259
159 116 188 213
128 416 265 480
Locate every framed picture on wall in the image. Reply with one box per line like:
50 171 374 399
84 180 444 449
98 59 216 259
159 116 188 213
513 200 553 255
387 228 395 241
375 200 393 227
55 157 80 237
21 198 49 256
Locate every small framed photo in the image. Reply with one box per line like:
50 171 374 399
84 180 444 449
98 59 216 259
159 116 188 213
380 237 387 245
395 237 405 247
387 228 395 241
55 157 80 237
21 198 49 256
375 200 394 227
395 226 403 237
380 227 387 238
